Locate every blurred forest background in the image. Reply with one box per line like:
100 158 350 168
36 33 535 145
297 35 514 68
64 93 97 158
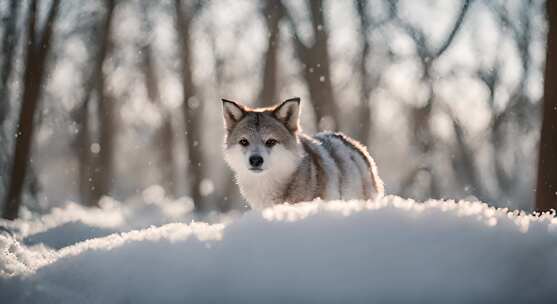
0 0 554 219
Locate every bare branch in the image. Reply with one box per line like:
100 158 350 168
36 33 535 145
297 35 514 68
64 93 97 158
281 2 310 62
434 0 472 58
390 0 472 60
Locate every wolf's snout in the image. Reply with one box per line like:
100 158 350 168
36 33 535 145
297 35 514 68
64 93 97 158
249 155 264 168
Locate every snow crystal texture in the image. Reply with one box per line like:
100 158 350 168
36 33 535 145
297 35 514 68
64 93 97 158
1 195 557 303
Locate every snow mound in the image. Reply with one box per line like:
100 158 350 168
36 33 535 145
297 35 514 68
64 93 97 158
0 185 196 250
1 196 557 303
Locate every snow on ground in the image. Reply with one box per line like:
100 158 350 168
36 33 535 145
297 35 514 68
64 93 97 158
1 195 557 303
1 185 196 250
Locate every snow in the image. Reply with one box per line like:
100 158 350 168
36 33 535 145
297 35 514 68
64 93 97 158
1 195 557 303
1 186 196 248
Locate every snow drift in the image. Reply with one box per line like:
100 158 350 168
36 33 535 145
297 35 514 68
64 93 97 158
1 195 557 303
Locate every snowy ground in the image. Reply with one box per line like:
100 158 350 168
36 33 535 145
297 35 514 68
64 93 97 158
1 192 557 303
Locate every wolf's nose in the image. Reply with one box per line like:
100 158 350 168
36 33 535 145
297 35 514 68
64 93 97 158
249 155 264 168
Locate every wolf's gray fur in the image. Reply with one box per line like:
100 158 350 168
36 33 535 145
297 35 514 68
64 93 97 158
222 97 384 209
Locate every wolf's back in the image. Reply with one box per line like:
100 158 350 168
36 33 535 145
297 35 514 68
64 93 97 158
284 132 384 203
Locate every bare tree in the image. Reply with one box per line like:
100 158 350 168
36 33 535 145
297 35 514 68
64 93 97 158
73 79 94 206
390 0 472 199
447 109 492 202
140 1 177 197
175 0 206 211
0 0 20 206
3 0 60 220
257 0 283 107
354 0 374 145
445 0 540 207
535 0 557 211
87 0 117 206
71 0 117 207
283 0 340 130
0 0 20 124
353 0 393 145
487 0 538 199
72 19 104 206
206 25 242 212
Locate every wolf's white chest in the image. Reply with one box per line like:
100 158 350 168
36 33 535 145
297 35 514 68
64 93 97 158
238 173 286 209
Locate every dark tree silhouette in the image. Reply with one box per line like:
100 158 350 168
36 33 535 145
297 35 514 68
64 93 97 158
535 0 557 211
175 0 206 211
140 0 177 197
284 0 340 130
90 0 117 206
3 0 60 220
445 0 539 207
354 0 374 145
0 0 20 205
71 0 117 207
0 0 20 124
257 0 283 107
73 80 94 206
206 27 242 212
390 0 472 199
353 0 391 145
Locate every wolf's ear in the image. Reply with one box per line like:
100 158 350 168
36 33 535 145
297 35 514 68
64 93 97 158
222 99 246 130
273 97 301 132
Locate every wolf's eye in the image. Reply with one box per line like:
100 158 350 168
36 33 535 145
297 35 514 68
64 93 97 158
239 138 249 146
265 139 278 148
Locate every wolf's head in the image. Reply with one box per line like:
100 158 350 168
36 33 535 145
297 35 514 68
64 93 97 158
221 98 303 177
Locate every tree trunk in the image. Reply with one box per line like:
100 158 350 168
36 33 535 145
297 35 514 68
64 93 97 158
73 1 116 207
75 95 94 206
90 0 117 205
3 0 59 220
0 0 20 207
0 0 20 124
354 0 373 145
284 0 339 130
449 116 491 203
535 0 557 212
306 0 339 130
257 0 282 107
175 0 205 211
156 116 177 196
140 1 177 196
72 79 98 207
140 39 177 196
392 0 470 199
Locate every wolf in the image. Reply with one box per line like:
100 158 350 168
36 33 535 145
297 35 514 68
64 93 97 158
222 97 384 210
